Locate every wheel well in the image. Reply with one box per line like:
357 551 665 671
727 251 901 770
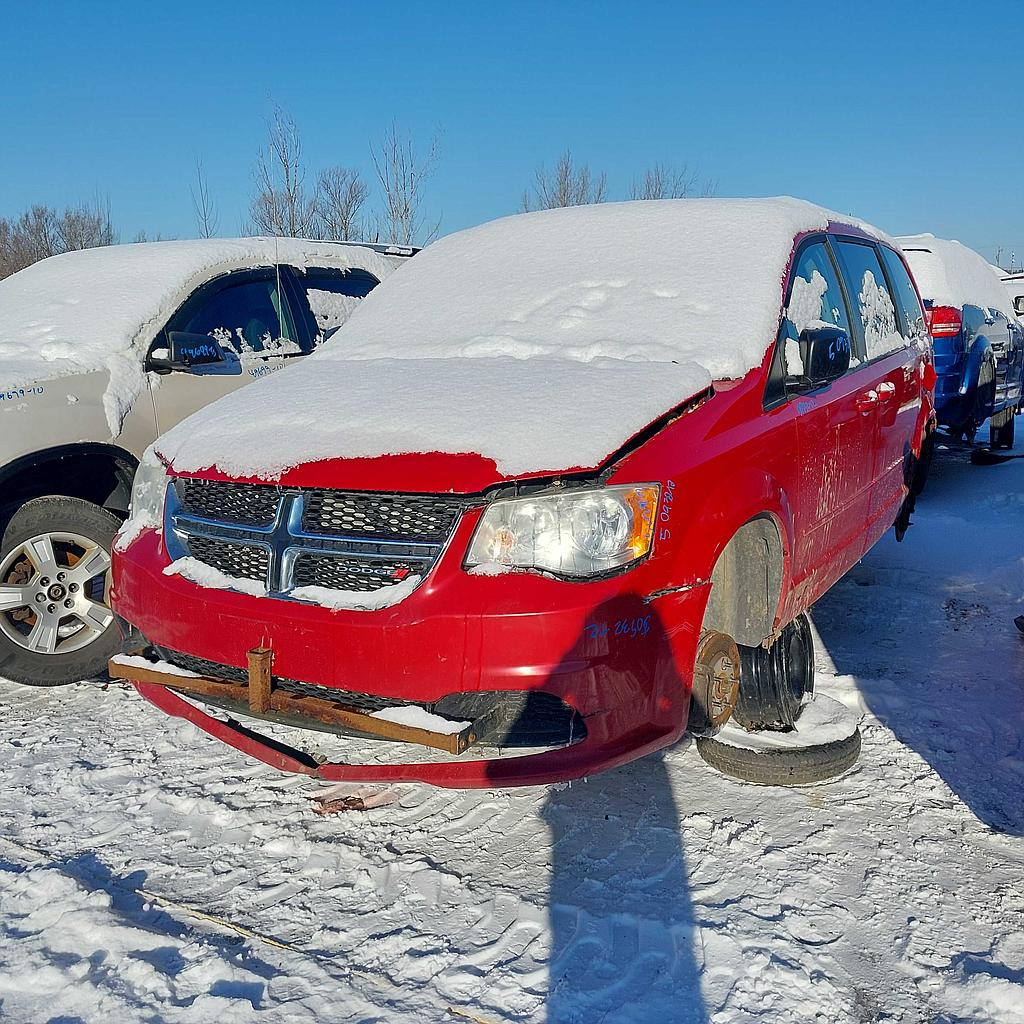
703 515 784 647
0 445 137 526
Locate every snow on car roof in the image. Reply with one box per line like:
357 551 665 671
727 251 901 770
329 196 885 374
0 237 395 431
897 234 1016 320
157 198 890 481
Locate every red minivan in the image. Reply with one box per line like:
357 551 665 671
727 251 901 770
110 199 935 787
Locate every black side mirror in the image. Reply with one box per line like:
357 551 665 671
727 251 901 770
787 326 851 391
1014 295 1024 318
148 332 227 374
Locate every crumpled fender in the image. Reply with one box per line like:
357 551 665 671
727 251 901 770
651 463 796 636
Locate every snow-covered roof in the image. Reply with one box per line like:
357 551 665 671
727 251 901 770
0 237 396 431
329 197 885 374
897 234 1016 319
158 198 889 482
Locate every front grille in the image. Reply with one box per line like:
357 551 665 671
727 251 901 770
177 478 279 526
165 480 470 599
303 491 463 540
292 553 418 593
186 536 270 582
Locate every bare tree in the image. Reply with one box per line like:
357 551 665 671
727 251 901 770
521 150 607 211
315 165 369 241
371 122 441 245
132 229 174 242
629 162 715 200
54 197 115 250
247 105 317 237
191 160 219 238
0 200 116 279
0 206 56 273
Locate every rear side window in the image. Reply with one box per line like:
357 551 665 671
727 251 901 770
833 241 904 360
879 246 927 343
300 268 379 337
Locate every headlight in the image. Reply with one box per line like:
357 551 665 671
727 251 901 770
465 484 660 577
115 449 170 550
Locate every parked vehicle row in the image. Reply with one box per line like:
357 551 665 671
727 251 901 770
898 235 1024 448
1 200 1017 788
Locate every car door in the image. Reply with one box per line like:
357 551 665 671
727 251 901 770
872 245 928 529
834 240 923 543
147 267 312 432
1006 317 1024 409
781 238 877 603
981 308 1004 402
984 307 1020 409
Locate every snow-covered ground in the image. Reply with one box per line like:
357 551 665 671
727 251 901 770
1 444 1022 1023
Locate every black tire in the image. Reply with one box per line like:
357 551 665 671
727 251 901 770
0 496 122 686
910 427 935 497
732 614 814 732
990 409 1015 450
696 728 861 786
966 363 997 442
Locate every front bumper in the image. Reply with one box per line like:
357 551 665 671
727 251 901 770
113 529 706 787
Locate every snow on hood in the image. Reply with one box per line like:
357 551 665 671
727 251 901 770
156 198 889 482
0 237 394 433
898 234 1017 320
156 356 711 480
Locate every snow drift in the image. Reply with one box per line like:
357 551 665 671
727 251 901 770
156 198 891 481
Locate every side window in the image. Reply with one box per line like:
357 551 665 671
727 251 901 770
879 246 927 344
178 273 303 358
833 241 904 360
784 241 854 371
299 268 379 340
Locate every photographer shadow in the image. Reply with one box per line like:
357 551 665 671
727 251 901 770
487 595 709 1023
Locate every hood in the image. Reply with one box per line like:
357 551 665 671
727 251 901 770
155 355 713 492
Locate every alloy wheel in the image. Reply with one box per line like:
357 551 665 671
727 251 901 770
0 532 114 655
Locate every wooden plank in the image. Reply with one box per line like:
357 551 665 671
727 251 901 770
247 648 273 714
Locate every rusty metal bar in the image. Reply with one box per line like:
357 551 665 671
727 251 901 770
109 651 478 755
247 648 273 713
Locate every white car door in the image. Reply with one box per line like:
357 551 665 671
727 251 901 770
146 267 310 432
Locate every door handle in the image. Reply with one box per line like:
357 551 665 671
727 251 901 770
854 390 879 412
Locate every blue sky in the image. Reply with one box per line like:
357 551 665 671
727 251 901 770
2 0 1021 265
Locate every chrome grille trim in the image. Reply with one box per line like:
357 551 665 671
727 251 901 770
164 481 467 599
